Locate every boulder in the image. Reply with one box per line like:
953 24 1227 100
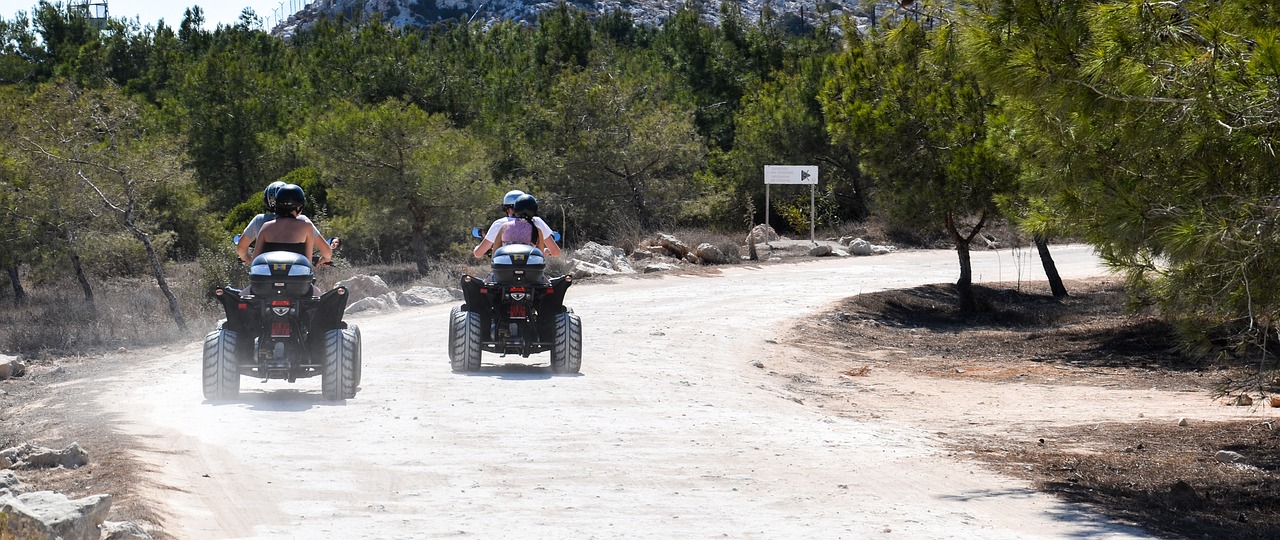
345 294 399 314
0 491 111 540
849 238 874 256
808 244 833 257
747 224 780 244
0 355 23 380
1 443 89 470
568 260 621 278
397 286 457 307
570 242 635 275
102 520 153 540
655 233 691 259
334 275 392 303
642 262 676 274
695 243 730 265
0 470 23 491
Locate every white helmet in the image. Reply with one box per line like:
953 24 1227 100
502 190 525 207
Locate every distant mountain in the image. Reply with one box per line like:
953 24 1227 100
272 0 907 38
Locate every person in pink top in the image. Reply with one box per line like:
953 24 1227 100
473 190 561 257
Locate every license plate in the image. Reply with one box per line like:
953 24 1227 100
271 322 291 337
508 305 527 318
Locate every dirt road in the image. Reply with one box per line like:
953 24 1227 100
97 245 1166 539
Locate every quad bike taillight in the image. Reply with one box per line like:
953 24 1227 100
508 305 528 319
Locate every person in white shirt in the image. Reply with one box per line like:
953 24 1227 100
472 190 561 257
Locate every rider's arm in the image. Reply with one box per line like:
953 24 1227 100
532 217 561 256
311 234 333 265
237 215 264 263
473 219 506 258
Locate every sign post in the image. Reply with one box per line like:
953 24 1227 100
764 165 819 243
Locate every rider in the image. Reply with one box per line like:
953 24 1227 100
472 190 561 257
244 184 333 296
495 194 552 252
237 181 339 264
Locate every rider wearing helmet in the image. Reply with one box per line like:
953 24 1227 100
496 194 548 250
237 181 338 264
242 184 332 296
472 190 561 257
252 184 332 263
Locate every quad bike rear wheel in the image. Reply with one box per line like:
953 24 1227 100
450 309 483 372
202 328 241 399
550 310 582 374
348 324 363 392
322 326 360 400
447 305 461 365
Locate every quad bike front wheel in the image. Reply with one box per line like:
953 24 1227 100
202 328 241 400
450 309 483 372
550 310 582 374
322 326 361 400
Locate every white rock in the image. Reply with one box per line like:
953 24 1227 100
1215 450 1244 464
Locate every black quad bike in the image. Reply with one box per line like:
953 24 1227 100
450 243 582 373
204 250 362 400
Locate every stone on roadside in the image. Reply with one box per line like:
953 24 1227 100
0 491 111 540
397 286 457 307
695 243 730 265
334 275 393 302
1215 450 1244 464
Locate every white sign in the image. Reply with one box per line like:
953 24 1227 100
764 165 818 185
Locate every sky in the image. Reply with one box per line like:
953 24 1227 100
0 0 312 30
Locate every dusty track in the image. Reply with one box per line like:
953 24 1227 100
93 245 1230 538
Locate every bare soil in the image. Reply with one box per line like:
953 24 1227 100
781 278 1280 539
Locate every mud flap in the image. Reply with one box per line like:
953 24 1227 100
308 286 350 333
212 286 256 334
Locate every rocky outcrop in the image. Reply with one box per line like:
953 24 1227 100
272 0 897 39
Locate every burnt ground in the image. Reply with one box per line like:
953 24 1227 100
785 278 1280 539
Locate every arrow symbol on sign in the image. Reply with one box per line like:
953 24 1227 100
800 170 811 182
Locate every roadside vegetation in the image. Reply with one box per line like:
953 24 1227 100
0 1 1278 389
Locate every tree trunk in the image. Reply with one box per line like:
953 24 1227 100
411 217 430 275
130 223 187 331
1035 234 1068 298
69 247 95 306
954 237 977 313
946 211 988 314
625 173 655 230
7 263 26 306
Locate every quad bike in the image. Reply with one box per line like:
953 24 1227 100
450 243 582 373
204 245 361 401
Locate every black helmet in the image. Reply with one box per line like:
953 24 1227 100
263 181 287 211
512 194 538 217
502 189 525 208
274 184 305 213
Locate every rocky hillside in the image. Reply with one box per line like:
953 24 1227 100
273 0 911 38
